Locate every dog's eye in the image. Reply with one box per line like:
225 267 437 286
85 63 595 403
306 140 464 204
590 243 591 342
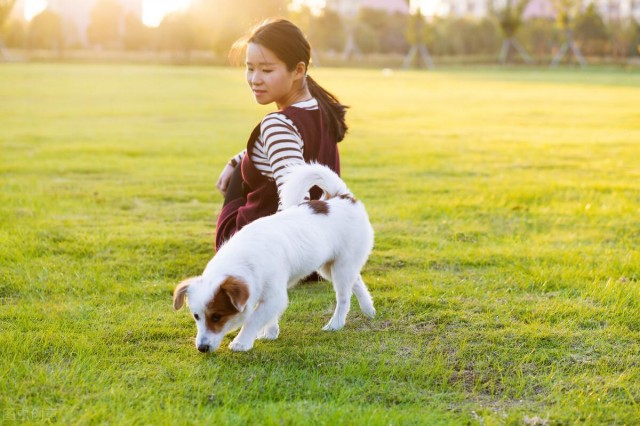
193 314 200 321
210 314 221 323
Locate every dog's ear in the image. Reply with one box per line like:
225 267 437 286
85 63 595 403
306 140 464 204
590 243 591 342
220 276 249 313
173 277 198 310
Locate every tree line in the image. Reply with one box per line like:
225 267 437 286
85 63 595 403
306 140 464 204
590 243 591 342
0 0 638 63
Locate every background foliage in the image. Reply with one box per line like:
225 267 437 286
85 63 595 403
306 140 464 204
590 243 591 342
1 0 639 62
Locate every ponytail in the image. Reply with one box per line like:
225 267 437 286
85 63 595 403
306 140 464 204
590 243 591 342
307 75 349 143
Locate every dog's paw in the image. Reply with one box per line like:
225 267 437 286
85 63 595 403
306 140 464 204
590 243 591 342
322 318 345 331
257 324 279 340
362 306 376 319
229 340 253 352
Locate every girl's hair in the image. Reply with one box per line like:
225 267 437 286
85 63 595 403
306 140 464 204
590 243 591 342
230 19 348 142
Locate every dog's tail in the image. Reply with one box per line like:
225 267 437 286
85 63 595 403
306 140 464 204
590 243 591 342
280 163 351 209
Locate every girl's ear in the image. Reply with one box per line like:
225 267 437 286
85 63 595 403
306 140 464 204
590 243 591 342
294 61 307 80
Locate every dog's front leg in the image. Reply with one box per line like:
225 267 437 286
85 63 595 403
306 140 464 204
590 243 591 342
257 320 280 340
229 292 287 352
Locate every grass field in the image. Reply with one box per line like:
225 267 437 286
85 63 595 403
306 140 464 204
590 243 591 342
1 63 639 424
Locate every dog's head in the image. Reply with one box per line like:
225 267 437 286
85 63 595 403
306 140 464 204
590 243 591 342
173 275 249 353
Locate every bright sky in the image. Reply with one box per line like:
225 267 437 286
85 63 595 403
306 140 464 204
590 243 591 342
142 0 191 27
291 0 439 17
23 0 192 26
413 0 440 17
289 0 326 15
24 0 437 25
24 0 47 20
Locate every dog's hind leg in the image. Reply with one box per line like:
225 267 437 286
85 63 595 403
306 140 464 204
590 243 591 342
353 275 375 319
317 262 333 281
322 264 358 331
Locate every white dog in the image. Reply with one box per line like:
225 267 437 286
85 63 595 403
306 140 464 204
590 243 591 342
173 163 375 352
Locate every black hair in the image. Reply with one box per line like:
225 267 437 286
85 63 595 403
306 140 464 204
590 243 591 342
231 19 348 142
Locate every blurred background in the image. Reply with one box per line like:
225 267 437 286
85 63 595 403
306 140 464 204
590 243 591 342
0 0 639 67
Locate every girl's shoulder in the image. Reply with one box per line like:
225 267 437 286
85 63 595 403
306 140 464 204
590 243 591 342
289 98 319 111
260 98 319 134
260 112 298 135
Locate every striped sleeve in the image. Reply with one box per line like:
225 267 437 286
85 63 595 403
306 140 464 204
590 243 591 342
259 113 306 210
228 150 245 168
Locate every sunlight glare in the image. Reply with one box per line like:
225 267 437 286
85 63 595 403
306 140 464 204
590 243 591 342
142 0 191 27
411 0 440 17
289 0 326 16
24 0 47 21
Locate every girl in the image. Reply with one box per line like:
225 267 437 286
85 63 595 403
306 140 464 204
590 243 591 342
214 19 349 250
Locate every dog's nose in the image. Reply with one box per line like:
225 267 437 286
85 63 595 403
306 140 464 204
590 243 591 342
197 344 210 353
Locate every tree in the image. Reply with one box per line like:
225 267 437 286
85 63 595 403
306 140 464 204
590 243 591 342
123 12 150 51
0 0 13 28
233 0 288 24
188 0 232 54
193 0 287 30
288 5 333 65
634 0 640 57
632 16 640 57
2 18 25 48
340 1 362 60
574 3 608 56
518 17 560 58
354 21 378 54
357 8 408 54
289 5 313 39
28 9 63 53
308 9 344 53
550 0 587 67
157 11 195 63
495 0 532 64
188 0 287 55
0 0 15 60
403 1 434 69
87 0 123 48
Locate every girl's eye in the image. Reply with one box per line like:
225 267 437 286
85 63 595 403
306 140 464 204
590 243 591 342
263 69 272 73
211 314 221 323
194 314 200 321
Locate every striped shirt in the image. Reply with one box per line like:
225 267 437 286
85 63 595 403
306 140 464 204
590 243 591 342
228 98 319 210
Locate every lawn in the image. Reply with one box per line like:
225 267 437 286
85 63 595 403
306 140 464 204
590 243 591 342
1 63 639 424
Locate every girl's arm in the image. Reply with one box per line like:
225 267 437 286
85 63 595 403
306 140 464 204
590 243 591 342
217 150 246 196
260 114 306 210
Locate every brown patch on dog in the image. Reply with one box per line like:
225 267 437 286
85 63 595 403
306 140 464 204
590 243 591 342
205 277 249 333
173 277 199 310
305 200 330 215
338 194 357 204
220 276 249 311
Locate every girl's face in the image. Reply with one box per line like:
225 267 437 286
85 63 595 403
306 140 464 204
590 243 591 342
245 42 305 110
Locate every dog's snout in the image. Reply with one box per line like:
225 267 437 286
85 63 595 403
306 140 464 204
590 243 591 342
197 344 210 353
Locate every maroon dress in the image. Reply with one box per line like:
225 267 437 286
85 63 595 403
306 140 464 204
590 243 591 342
215 105 340 250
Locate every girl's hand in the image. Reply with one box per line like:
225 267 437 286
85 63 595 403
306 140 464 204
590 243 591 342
216 164 236 196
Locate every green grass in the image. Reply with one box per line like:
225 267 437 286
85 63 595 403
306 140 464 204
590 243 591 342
1 63 639 424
